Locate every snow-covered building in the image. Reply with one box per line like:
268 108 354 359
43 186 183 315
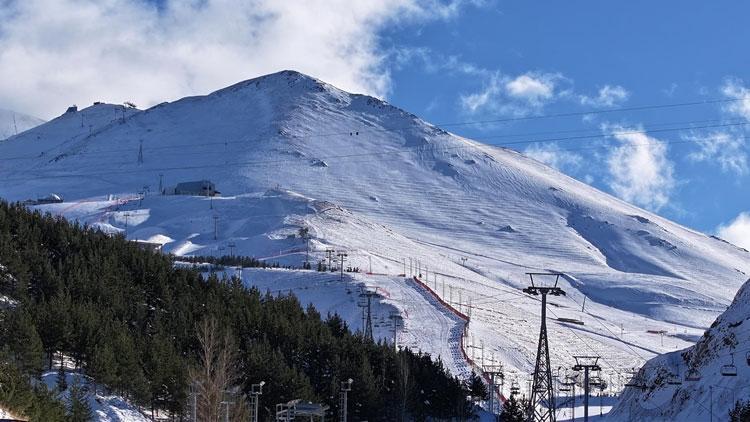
173 180 219 196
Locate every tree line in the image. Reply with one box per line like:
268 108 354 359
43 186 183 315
0 201 475 421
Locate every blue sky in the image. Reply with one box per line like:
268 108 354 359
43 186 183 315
380 1 750 238
0 0 748 243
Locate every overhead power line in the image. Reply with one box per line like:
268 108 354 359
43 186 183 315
1 120 748 183
435 97 744 128
0 92 746 163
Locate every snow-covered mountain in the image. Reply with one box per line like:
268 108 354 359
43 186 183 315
0 107 45 140
608 277 750 421
1 70 748 402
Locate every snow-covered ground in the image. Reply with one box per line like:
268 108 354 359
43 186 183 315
608 277 750 421
38 370 149 422
2 70 750 417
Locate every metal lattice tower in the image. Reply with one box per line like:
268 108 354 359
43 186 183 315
358 290 377 341
523 273 565 422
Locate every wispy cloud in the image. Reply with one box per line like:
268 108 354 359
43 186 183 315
579 85 630 108
0 0 475 119
459 71 566 116
717 212 750 250
682 78 749 176
684 131 748 176
523 142 583 172
605 125 676 211
722 78 750 120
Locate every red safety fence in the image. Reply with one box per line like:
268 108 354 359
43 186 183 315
411 276 506 405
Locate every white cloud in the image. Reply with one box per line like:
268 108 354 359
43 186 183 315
505 73 556 103
0 0 471 119
524 143 582 172
452 63 627 117
722 78 750 120
717 212 750 250
685 131 748 176
459 72 503 113
605 125 675 211
579 85 630 108
459 71 564 116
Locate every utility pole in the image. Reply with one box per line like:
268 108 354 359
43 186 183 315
158 173 164 195
249 381 265 422
339 379 353 422
326 249 335 270
137 139 143 164
389 312 403 350
220 391 235 422
188 380 200 422
572 356 601 422
561 375 576 421
124 212 130 238
523 273 565 422
484 363 504 415
403 258 406 276
228 242 236 258
337 252 348 282
213 215 219 240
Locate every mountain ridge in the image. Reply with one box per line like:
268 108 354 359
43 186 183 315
1 70 748 400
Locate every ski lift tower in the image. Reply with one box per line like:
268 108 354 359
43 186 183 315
523 273 565 422
572 356 602 422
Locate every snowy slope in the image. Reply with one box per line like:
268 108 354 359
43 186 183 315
1 70 749 402
0 107 44 140
40 370 149 422
608 278 750 421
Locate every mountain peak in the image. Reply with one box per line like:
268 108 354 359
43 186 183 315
210 69 336 98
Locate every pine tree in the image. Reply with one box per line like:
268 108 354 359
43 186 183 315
6 309 45 379
68 380 93 422
501 395 526 422
730 399 750 422
467 371 488 402
56 363 68 392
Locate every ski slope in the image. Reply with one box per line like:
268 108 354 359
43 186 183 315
194 266 473 379
608 277 750 421
2 70 749 406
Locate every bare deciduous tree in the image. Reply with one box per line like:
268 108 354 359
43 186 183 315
189 318 249 422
